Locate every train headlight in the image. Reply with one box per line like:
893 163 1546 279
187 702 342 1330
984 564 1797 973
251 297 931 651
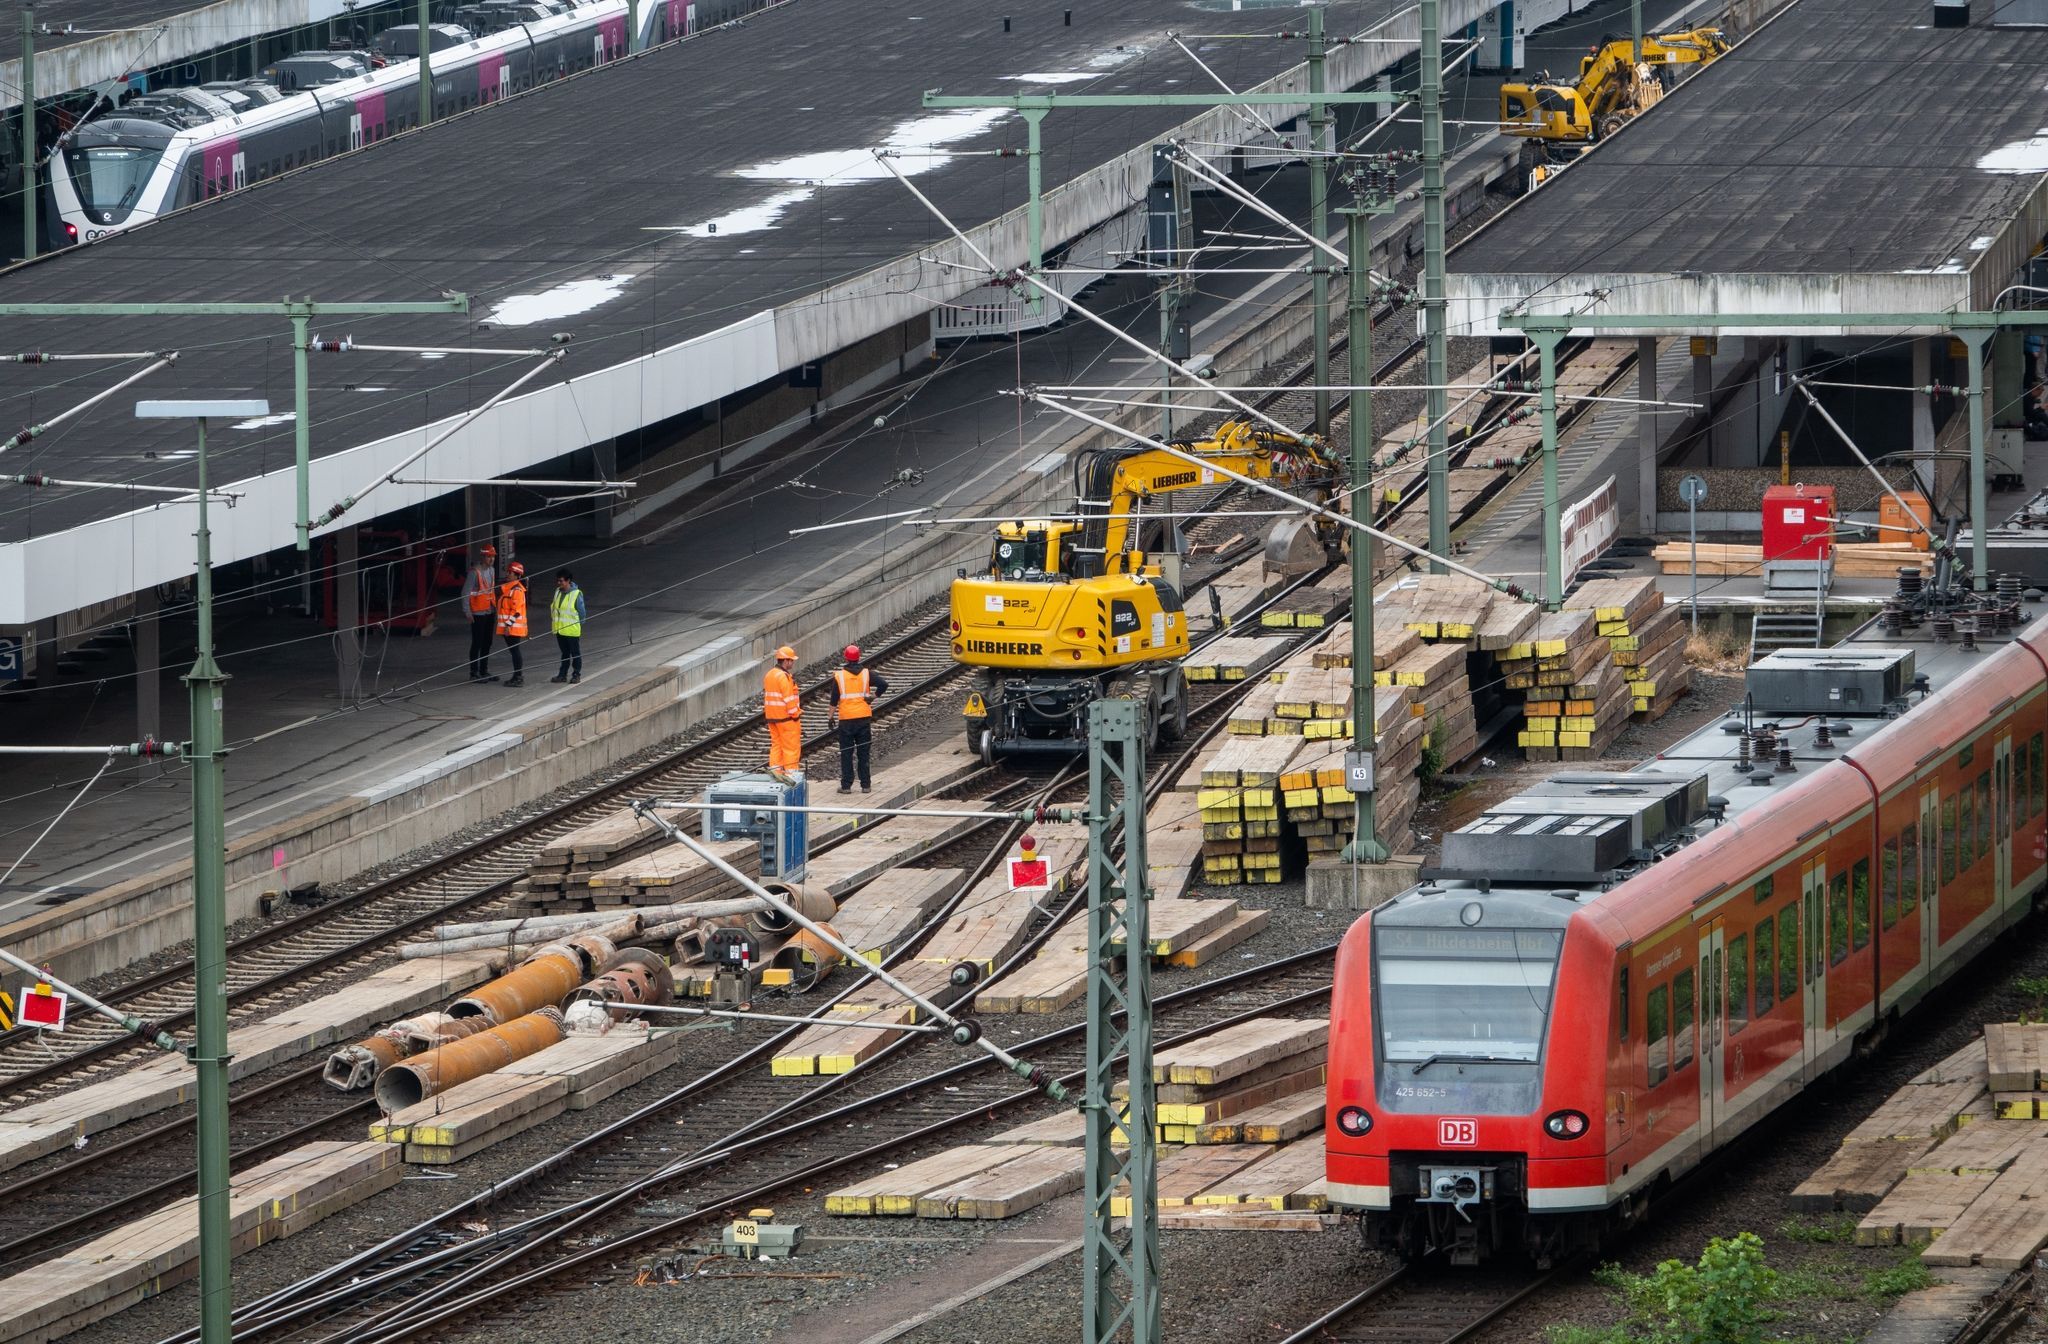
1544 1109 1590 1140
1336 1106 1373 1136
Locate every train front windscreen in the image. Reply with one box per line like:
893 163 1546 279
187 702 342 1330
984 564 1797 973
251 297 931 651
63 145 161 219
1371 925 1563 1115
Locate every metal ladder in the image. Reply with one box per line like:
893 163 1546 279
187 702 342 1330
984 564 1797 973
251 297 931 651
1749 606 1824 661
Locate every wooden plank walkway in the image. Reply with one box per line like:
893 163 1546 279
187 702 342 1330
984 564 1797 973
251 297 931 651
0 1142 400 1344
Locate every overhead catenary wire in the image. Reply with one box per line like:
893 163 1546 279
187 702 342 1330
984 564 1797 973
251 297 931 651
0 353 178 455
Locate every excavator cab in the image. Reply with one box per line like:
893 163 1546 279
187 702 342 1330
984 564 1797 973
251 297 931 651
988 522 1066 581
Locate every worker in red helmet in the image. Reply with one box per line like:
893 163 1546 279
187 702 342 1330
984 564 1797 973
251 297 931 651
463 542 499 683
764 645 803 778
829 643 888 794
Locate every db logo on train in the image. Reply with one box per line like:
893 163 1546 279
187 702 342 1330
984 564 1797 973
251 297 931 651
1439 1118 1478 1146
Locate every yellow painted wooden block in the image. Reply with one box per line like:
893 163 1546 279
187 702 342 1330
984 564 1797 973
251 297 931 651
1610 635 1641 652
1562 716 1596 731
1244 804 1279 821
1535 636 1568 656
1524 716 1557 731
819 1052 862 1075
1519 730 1556 747
1260 612 1295 628
1633 697 1653 711
1597 619 1630 636
1319 785 1353 803
1502 641 1534 660
1241 787 1275 807
1406 620 1440 637
1197 789 1240 810
772 1055 816 1076
1284 787 1319 808
1560 730 1593 748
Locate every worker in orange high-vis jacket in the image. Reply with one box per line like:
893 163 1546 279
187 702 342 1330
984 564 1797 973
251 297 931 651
829 644 889 794
764 645 803 777
495 561 529 687
463 543 498 682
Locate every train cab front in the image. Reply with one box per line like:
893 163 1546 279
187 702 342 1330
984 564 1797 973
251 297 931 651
1326 887 1610 1268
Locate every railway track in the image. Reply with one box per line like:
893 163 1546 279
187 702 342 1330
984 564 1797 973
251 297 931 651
150 573 1352 1343
1276 1264 1558 1344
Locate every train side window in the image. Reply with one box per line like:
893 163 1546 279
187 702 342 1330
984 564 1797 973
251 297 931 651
1901 822 1920 915
1881 838 1900 931
1753 874 1773 904
1617 966 1629 1041
1672 969 1696 1074
1727 933 1749 1034
2015 749 2028 831
1776 906 1798 1001
1978 771 1993 855
1852 859 1871 950
1961 781 1977 870
1943 795 1960 885
1753 919 1775 1015
2023 733 2039 819
1646 984 1669 1087
1828 872 1850 967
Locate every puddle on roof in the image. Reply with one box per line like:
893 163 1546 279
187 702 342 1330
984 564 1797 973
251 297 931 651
487 275 634 326
231 413 296 430
657 187 817 238
738 107 1010 186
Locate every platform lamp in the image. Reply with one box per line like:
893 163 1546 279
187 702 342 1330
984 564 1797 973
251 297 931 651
135 397 266 1344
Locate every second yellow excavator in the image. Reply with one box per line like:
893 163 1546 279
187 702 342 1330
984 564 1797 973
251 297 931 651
1500 28 1729 188
952 420 1338 759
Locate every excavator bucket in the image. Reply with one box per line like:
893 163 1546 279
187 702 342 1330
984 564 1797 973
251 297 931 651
1263 517 1324 576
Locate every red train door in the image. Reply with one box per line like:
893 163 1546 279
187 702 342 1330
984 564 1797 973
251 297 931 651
1921 784 1940 972
1801 858 1827 1081
1998 734 2014 910
1696 923 1724 1143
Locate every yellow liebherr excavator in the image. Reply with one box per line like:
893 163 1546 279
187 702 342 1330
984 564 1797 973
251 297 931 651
1499 27 1728 187
951 420 1338 760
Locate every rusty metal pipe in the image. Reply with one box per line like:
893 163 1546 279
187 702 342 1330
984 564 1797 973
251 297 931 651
323 1011 460 1090
373 1006 566 1114
400 1013 491 1055
446 947 585 1022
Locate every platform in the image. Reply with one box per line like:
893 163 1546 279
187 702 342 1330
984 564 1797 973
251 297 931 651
0 0 1503 630
1446 0 2048 332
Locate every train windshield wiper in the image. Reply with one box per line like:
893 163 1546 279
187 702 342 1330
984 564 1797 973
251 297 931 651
1408 1052 1527 1075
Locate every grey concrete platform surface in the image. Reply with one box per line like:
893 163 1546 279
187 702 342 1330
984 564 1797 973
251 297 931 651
0 0 1502 630
1446 0 2048 331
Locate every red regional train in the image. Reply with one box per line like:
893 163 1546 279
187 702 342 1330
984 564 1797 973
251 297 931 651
1324 613 2048 1266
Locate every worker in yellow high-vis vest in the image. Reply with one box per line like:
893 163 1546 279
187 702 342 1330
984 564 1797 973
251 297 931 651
549 569 586 685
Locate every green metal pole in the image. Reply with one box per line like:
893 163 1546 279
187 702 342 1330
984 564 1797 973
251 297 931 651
1158 285 1175 441
417 0 431 129
1307 4 1331 440
292 311 311 552
1421 0 1449 572
1632 0 1644 66
1344 205 1385 864
187 418 232 1344
1965 329 1991 591
1023 108 1045 316
20 1 33 262
1536 329 1565 608
1082 696 1157 1344
626 0 638 51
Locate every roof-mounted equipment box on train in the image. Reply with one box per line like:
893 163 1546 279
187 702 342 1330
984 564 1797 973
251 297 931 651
1744 647 1915 716
1429 770 1709 885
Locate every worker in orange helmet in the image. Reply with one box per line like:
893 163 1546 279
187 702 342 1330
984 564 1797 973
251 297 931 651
830 644 888 794
495 561 529 687
463 543 499 683
764 645 803 777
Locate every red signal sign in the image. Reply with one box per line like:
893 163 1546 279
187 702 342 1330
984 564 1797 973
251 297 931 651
20 982 66 1031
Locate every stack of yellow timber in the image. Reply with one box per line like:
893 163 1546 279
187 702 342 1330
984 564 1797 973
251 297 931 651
1197 735 1303 885
1504 610 1628 760
1282 687 1423 858
1269 665 1352 737
0 1142 404 1344
1145 1017 1327 1145
1565 576 1691 723
1403 573 1497 642
1377 642 1475 767
1184 635 1291 683
1311 618 1421 672
1260 571 1347 629
824 1143 1086 1221
1227 679 1281 735
1653 540 1933 578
